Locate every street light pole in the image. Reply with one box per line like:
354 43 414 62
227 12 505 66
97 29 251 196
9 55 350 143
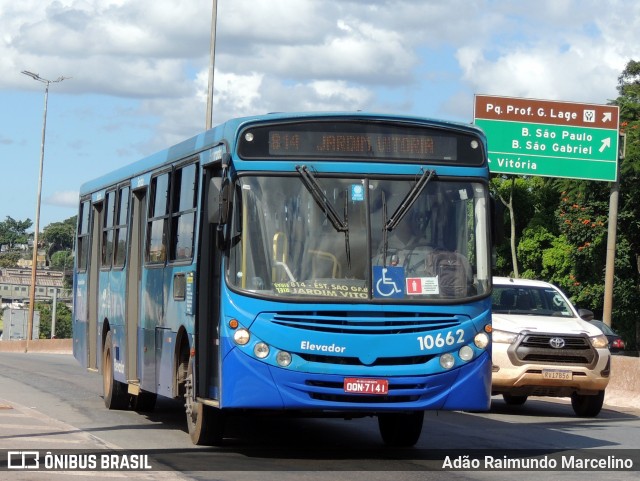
205 0 218 130
21 70 69 351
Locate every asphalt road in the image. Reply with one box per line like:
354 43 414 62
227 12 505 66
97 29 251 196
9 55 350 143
0 352 638 481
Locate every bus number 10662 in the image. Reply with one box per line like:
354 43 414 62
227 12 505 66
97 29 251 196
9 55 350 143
417 329 465 351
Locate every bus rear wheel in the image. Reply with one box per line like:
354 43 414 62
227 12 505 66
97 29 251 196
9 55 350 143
103 331 130 410
377 411 424 447
184 360 225 445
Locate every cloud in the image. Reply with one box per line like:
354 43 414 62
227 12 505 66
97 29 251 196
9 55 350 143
45 190 79 208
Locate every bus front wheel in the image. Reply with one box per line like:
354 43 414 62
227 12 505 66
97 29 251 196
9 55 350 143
377 411 424 447
185 360 225 445
102 331 130 410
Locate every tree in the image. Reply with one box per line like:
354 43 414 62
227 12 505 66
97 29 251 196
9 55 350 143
42 216 76 262
0 251 21 268
0 216 32 250
36 301 72 339
611 59 640 349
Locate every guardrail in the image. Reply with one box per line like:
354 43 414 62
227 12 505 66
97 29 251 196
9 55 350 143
0 338 72 353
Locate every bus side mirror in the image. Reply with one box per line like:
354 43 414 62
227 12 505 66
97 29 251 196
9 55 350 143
207 177 232 225
207 177 221 224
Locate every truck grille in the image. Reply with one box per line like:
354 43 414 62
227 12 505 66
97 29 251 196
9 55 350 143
512 333 597 368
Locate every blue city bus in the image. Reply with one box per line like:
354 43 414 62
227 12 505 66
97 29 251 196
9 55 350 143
73 112 494 446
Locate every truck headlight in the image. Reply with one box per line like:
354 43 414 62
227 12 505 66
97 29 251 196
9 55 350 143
491 329 519 344
589 334 609 349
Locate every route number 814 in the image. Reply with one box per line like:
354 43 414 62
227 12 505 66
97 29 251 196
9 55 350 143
417 329 465 351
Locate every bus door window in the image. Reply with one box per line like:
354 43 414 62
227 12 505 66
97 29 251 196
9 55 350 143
147 172 170 264
113 185 130 268
77 199 91 271
102 189 117 268
170 162 198 262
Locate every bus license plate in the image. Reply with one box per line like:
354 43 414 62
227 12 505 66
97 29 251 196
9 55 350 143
542 369 572 380
344 378 389 395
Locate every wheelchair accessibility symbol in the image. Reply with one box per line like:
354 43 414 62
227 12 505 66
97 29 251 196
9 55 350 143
373 266 405 298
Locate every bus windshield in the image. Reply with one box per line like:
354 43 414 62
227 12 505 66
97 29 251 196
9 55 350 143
227 174 490 301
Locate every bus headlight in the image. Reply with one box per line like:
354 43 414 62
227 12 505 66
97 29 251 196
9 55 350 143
439 353 455 369
233 328 250 345
276 351 292 367
459 345 474 361
474 332 490 349
254 342 270 359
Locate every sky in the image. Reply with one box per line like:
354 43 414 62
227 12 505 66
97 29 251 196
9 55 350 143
0 0 636 230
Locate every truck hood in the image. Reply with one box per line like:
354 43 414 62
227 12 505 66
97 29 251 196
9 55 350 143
491 313 602 337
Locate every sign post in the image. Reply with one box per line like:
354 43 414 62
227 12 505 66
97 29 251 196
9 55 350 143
474 95 619 181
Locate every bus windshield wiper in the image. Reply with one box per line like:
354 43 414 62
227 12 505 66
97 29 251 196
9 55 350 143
296 165 352 274
385 169 436 231
382 169 435 266
296 165 348 233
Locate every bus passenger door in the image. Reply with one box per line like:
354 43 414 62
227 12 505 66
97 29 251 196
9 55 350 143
87 201 103 371
126 188 146 385
196 165 223 401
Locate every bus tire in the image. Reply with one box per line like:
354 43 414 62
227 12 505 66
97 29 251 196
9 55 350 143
133 390 157 413
571 390 604 417
103 331 130 410
185 360 224 445
377 411 424 447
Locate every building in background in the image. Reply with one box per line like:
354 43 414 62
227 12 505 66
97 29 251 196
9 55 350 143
0 268 71 306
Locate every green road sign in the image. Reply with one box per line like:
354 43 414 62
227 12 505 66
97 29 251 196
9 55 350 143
474 95 619 182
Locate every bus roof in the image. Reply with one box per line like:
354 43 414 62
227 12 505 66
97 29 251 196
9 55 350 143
79 111 485 196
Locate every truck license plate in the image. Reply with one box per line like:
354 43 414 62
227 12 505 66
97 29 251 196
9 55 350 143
344 378 389 395
542 369 572 380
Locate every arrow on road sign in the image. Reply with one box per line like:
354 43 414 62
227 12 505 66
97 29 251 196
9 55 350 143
599 138 611 152
603 112 612 123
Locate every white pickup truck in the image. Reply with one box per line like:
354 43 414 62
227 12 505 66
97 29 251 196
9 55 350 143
491 277 611 417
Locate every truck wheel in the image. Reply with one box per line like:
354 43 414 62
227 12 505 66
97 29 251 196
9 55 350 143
571 390 605 417
103 331 130 410
378 411 424 447
184 359 225 445
503 394 528 405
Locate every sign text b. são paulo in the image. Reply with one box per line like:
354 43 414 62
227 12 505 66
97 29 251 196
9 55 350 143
474 95 619 182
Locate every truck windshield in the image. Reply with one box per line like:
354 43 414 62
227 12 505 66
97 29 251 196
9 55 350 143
226 174 490 301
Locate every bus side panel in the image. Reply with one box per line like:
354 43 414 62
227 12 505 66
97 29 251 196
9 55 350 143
155 327 177 398
101 269 127 382
139 326 156 392
138 267 164 393
72 274 88 368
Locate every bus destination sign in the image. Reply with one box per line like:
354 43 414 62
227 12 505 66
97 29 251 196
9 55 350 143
268 130 454 160
237 121 486 166
474 94 619 182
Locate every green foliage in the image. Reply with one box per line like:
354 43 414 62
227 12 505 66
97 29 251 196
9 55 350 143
491 60 640 351
42 217 76 261
0 251 22 268
0 216 32 249
36 301 73 339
